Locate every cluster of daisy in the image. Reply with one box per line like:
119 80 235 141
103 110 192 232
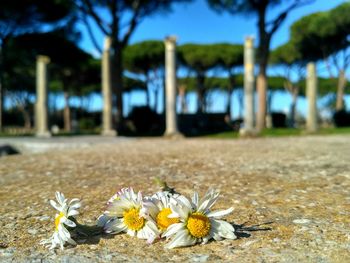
41 188 237 250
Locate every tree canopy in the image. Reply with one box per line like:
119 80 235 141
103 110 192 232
290 2 350 62
178 44 219 72
0 0 73 41
124 40 164 75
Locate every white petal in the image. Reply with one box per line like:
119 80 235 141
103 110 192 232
197 190 220 213
66 237 76 245
96 214 112 227
136 228 147 239
58 225 70 240
177 195 193 211
49 200 61 211
67 209 79 217
162 223 186 238
145 221 160 236
207 207 234 218
210 219 236 240
147 234 157 244
127 229 136 237
69 202 81 210
141 201 159 220
202 235 211 244
137 191 143 203
56 192 68 207
170 203 190 221
69 198 80 205
192 192 199 207
105 219 127 234
136 221 159 240
167 211 180 218
63 218 76 228
165 230 196 249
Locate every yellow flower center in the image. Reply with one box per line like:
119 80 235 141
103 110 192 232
55 212 64 230
186 212 211 238
123 207 145 231
156 208 180 231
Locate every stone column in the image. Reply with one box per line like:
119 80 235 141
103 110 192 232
101 36 116 136
35 55 51 138
306 62 318 132
164 36 181 137
240 36 256 136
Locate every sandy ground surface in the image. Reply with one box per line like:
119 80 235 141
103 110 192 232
0 135 349 262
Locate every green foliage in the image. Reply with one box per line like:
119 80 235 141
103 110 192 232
270 42 302 66
178 77 229 92
13 31 89 69
297 77 341 97
290 2 350 61
178 43 242 71
5 31 95 96
207 0 284 15
123 77 147 92
178 75 284 92
268 76 285 91
212 43 243 69
178 44 220 72
0 0 73 39
124 40 164 74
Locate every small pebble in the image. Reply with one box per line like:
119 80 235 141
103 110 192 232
39 215 50 221
293 219 311 224
28 229 38 235
191 254 209 262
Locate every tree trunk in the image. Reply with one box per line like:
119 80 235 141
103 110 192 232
145 74 150 107
226 90 232 118
154 87 159 112
256 71 267 130
23 108 31 130
290 87 298 128
336 70 346 111
18 105 32 130
145 89 150 107
63 91 71 132
226 74 235 119
196 73 205 113
153 69 160 112
256 6 270 132
178 85 187 113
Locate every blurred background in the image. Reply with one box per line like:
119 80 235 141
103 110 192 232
1 0 349 137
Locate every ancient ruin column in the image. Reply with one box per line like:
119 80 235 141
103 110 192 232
101 37 116 136
240 36 255 136
164 36 180 137
306 62 318 132
35 55 51 138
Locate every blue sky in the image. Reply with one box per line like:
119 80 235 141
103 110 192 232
71 0 347 118
79 0 345 53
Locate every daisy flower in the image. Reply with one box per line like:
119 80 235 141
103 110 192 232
142 191 181 234
163 189 236 249
103 187 159 240
40 191 81 250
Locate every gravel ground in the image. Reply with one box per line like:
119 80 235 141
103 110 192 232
0 135 349 262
